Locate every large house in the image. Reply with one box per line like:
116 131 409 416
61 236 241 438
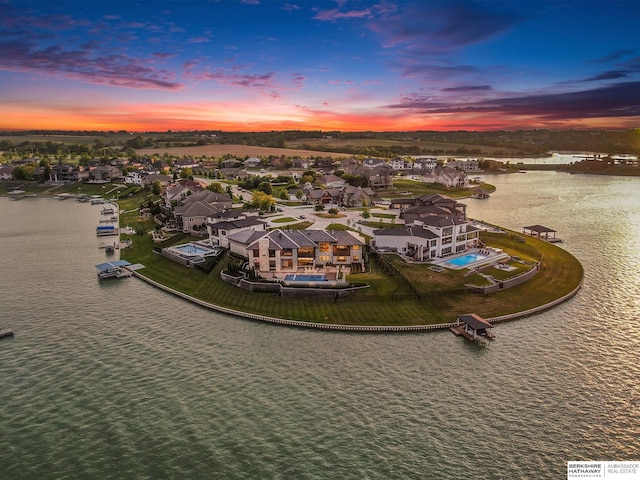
172 189 233 233
227 229 365 275
374 194 479 260
427 166 468 188
207 212 266 248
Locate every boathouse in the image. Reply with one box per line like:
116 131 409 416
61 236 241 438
455 313 495 341
523 225 557 241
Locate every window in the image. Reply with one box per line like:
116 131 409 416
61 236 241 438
443 226 453 236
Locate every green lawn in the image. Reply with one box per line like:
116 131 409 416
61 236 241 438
119 193 583 326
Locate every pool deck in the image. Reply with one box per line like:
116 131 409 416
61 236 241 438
431 247 509 270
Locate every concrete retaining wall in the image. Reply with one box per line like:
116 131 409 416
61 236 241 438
131 269 583 333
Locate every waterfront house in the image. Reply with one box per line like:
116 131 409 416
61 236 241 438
375 217 479 260
174 201 222 233
412 157 438 174
374 194 479 260
427 166 468 188
207 216 266 248
227 228 365 275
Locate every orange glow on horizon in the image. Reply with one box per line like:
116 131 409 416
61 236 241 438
1 101 637 133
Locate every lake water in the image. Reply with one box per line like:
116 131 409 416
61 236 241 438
1 172 639 479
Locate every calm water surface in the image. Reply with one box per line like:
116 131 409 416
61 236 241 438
1 172 639 479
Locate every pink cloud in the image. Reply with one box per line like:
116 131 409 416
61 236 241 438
0 39 183 90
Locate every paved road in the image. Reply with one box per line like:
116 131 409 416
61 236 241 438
199 177 400 238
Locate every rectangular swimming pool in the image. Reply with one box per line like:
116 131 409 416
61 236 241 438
445 253 488 268
284 274 327 282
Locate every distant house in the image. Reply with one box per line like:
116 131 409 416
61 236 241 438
365 164 393 190
341 185 374 207
447 159 481 172
318 174 346 188
49 163 80 184
124 171 144 185
307 188 342 206
243 157 262 169
227 228 365 275
0 165 13 180
389 157 408 171
86 165 121 184
142 173 172 188
412 157 438 173
313 157 336 171
428 167 468 188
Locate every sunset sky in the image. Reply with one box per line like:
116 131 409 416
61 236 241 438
2 0 640 132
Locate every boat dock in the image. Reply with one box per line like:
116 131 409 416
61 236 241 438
0 328 14 339
451 313 495 342
95 260 133 279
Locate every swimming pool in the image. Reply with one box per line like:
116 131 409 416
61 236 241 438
445 253 488 268
284 274 328 282
174 244 211 255
168 243 221 257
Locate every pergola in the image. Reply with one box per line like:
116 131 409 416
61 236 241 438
523 224 557 240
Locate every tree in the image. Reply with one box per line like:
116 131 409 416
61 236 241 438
362 208 371 219
151 180 162 196
328 207 339 215
206 182 224 193
247 191 275 211
257 181 272 195
180 167 193 179
315 203 325 212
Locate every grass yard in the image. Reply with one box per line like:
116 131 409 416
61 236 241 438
118 192 583 326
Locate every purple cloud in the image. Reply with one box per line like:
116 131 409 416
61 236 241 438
387 82 640 120
0 39 182 90
368 1 522 52
591 49 636 64
442 85 493 92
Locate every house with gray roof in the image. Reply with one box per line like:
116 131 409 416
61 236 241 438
174 201 223 233
374 194 479 260
227 228 365 275
207 216 266 248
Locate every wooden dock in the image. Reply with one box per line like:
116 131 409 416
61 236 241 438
0 328 14 339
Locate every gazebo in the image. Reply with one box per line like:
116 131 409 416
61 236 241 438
523 224 557 240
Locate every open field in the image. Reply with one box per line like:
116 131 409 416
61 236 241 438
287 137 525 155
136 144 354 158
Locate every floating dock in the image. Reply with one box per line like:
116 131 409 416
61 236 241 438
0 328 14 339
